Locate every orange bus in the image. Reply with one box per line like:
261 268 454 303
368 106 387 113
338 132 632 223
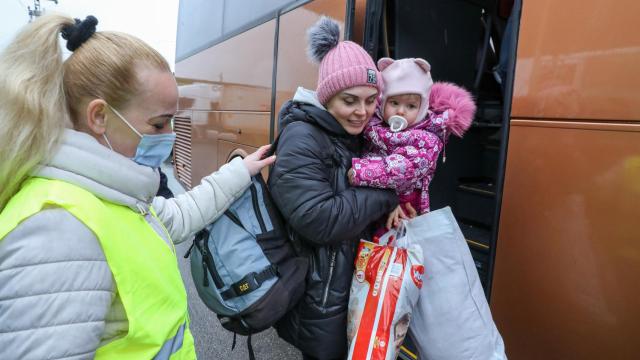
174 0 640 358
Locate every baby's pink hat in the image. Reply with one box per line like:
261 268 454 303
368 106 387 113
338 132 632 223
307 17 382 105
378 57 434 121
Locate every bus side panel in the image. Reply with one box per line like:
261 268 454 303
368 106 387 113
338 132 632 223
491 120 640 359
189 111 270 188
175 19 275 184
512 0 640 121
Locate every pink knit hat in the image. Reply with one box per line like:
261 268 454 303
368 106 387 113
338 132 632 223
378 57 434 121
307 17 381 105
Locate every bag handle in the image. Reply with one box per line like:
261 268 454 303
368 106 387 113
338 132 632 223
387 220 409 248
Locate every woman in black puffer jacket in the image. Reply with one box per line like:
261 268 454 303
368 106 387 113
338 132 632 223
268 17 399 360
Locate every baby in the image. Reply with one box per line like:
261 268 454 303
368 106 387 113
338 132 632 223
349 57 476 215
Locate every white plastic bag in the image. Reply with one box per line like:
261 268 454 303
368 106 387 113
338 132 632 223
347 228 424 360
407 207 507 360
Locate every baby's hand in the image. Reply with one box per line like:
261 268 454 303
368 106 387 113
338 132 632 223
404 202 418 218
347 168 356 185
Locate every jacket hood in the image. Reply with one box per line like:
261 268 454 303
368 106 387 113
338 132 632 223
292 86 325 109
378 57 433 122
33 129 159 212
279 87 350 137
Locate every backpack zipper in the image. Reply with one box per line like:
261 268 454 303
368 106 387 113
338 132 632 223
322 249 337 307
197 231 225 289
249 183 267 233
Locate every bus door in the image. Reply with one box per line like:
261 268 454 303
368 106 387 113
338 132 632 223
363 0 516 299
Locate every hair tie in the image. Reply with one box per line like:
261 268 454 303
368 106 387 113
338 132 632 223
61 15 98 51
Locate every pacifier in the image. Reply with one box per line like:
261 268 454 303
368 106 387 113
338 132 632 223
388 115 408 132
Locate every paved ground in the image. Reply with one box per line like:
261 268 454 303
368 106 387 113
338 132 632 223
163 163 302 360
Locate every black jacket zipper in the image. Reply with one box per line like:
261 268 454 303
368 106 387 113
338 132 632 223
322 249 337 307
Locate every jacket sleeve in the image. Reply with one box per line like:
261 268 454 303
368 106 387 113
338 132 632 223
351 145 434 190
269 123 398 247
153 157 251 244
0 208 114 360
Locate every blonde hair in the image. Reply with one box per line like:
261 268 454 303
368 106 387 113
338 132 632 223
0 14 169 210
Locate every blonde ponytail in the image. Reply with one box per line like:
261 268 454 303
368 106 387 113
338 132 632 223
0 13 170 211
0 14 74 210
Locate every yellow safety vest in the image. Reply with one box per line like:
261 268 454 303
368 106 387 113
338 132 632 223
0 177 196 359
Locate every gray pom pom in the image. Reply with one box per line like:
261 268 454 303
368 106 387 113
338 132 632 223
307 16 340 64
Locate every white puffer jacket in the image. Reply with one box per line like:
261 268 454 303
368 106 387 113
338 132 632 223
0 129 251 360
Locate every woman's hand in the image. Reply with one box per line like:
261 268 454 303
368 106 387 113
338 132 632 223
243 145 276 176
386 205 407 229
386 203 417 229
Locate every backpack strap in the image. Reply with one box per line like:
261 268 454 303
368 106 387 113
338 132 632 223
265 128 283 158
247 333 256 360
229 332 256 360
220 264 278 301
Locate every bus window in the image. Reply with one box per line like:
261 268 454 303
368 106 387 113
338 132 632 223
176 0 306 61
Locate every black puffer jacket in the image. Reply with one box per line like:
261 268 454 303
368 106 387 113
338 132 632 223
268 100 398 359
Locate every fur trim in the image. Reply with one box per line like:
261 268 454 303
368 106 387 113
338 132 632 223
306 16 340 64
429 82 476 137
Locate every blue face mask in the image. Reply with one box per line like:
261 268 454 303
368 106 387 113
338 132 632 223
131 132 176 168
103 105 176 168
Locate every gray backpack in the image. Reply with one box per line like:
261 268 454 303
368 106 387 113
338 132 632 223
185 170 307 343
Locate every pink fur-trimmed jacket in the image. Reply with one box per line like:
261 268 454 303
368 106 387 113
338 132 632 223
351 82 476 214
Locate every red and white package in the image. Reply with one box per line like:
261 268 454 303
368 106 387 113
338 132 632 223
347 229 424 360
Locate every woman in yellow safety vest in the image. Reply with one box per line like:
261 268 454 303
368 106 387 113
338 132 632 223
0 14 274 359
